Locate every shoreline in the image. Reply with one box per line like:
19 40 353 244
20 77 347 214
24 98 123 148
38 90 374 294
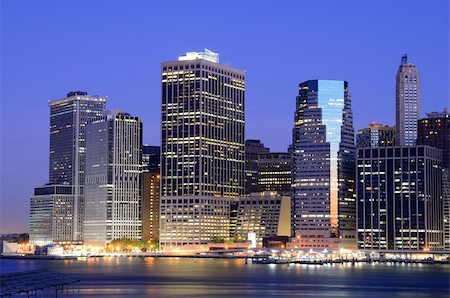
1 254 449 265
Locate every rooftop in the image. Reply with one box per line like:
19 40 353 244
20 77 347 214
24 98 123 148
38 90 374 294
178 48 219 63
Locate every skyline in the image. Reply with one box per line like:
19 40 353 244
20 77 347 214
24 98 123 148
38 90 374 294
1 0 449 233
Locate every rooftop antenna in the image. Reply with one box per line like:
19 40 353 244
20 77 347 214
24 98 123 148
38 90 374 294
401 54 408 64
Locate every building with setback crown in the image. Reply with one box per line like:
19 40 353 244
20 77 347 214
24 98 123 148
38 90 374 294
160 49 245 247
29 92 106 244
396 54 420 146
84 111 142 244
357 122 396 148
291 80 356 249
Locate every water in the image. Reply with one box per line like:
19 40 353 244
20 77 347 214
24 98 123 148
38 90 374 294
1 257 449 297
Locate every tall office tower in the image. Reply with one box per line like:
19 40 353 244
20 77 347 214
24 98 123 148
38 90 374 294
160 49 245 247
142 172 160 242
357 122 396 148
258 152 291 196
29 92 107 244
84 111 143 244
396 54 420 146
292 80 356 249
142 145 161 173
245 139 270 194
49 91 107 185
417 108 450 250
234 192 291 248
417 108 449 169
29 185 76 245
357 146 443 250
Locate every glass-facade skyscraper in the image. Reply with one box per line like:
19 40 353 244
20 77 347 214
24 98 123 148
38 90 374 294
396 54 420 146
84 111 143 244
292 80 356 249
49 91 107 186
30 92 106 244
160 49 245 247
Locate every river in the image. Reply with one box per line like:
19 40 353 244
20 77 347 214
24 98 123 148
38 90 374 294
1 257 449 297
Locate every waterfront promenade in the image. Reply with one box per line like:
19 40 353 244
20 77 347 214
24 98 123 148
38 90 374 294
2 249 449 265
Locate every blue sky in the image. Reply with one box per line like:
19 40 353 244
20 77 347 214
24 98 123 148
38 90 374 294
1 0 448 233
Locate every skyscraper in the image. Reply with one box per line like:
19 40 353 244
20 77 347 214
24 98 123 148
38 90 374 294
84 111 142 244
245 139 270 194
396 54 420 146
49 91 107 185
160 49 245 246
30 92 106 244
292 80 356 249
357 146 443 250
357 122 396 148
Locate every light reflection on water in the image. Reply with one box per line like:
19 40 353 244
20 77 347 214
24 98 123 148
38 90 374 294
0 258 448 297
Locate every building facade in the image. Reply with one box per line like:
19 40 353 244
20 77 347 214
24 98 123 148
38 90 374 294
30 92 106 244
443 169 450 251
292 80 356 249
357 122 396 148
29 185 76 245
357 146 443 250
245 139 270 194
257 152 291 196
396 54 420 146
234 192 291 248
142 145 160 173
417 109 449 169
142 172 160 242
417 108 450 250
160 49 245 246
84 111 142 244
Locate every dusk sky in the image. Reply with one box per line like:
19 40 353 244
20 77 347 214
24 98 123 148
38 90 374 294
1 0 448 233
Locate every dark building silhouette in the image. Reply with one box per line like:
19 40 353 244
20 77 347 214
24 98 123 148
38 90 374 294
142 145 160 173
245 140 269 194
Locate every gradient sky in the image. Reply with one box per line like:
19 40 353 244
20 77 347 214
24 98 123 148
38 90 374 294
1 0 448 233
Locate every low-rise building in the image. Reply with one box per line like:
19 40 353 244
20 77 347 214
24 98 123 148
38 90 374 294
234 192 290 248
29 185 78 245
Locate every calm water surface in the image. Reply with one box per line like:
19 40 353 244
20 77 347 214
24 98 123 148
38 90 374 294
1 257 449 297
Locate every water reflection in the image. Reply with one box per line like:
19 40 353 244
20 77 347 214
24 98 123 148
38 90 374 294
0 258 448 297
